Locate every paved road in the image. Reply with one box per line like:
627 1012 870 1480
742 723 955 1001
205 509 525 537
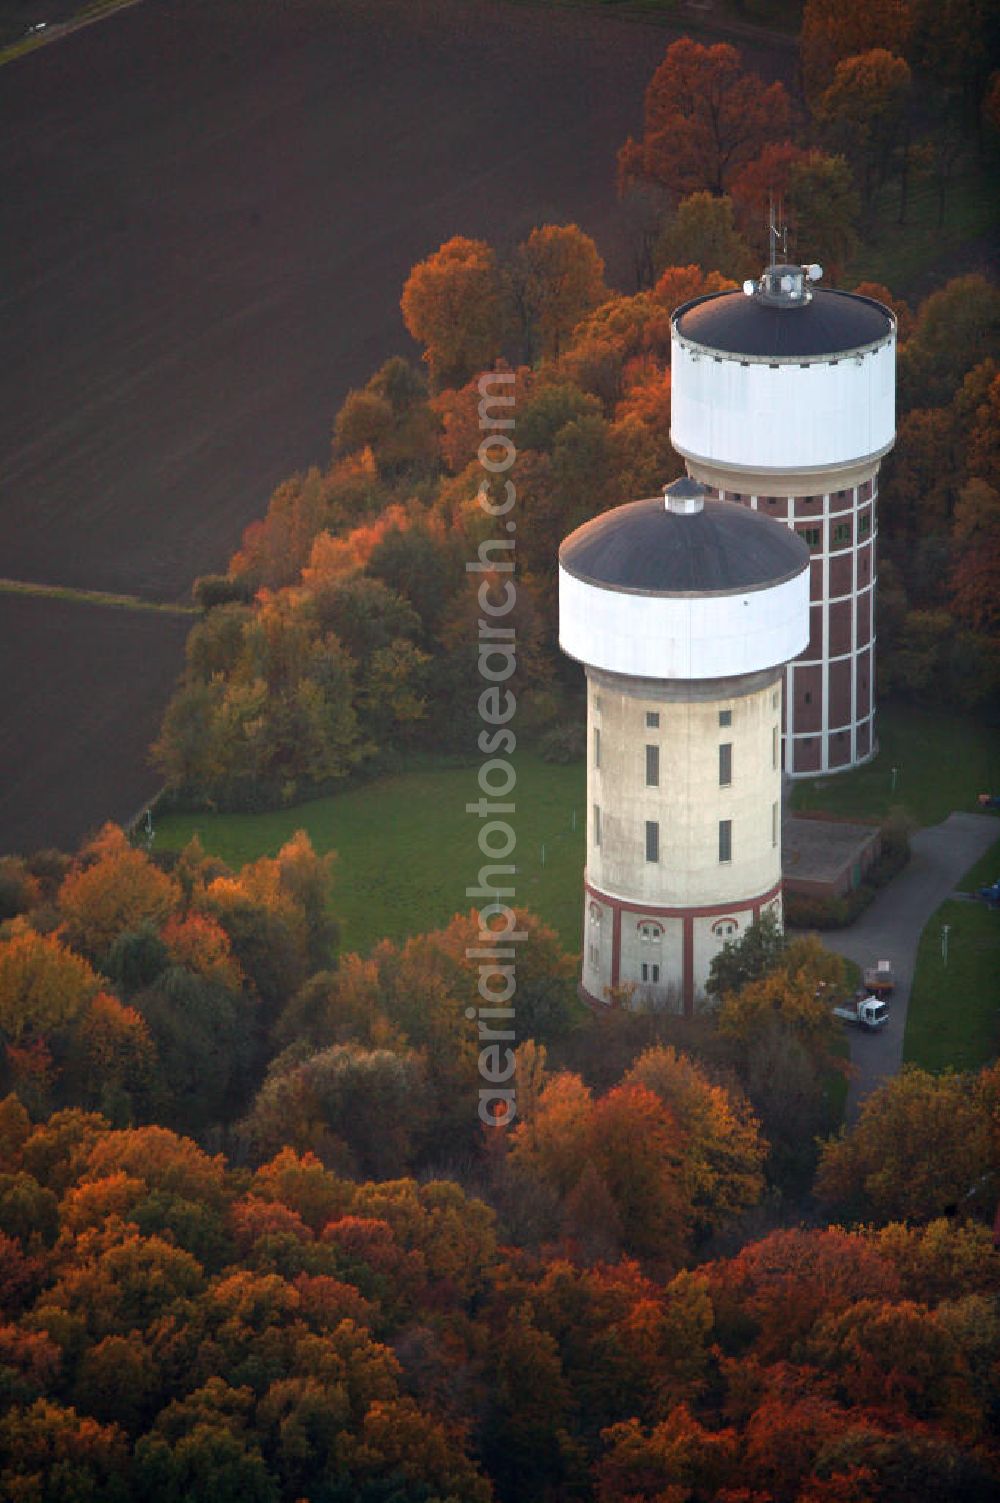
817 812 999 1119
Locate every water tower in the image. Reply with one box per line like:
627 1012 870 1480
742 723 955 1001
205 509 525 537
670 257 896 775
559 477 810 1012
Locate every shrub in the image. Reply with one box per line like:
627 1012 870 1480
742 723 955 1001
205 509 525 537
192 575 252 610
537 722 585 764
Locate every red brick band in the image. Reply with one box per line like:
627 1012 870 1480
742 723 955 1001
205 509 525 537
584 878 783 921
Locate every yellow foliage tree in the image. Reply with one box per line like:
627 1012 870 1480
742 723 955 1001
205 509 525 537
518 223 608 362
58 833 177 960
0 929 100 1045
624 1045 767 1233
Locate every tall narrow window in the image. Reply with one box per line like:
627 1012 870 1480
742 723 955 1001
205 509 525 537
646 744 659 787
593 805 601 846
772 726 779 769
772 801 778 847
719 819 732 863
593 727 600 768
719 708 732 727
645 821 659 863
719 743 732 786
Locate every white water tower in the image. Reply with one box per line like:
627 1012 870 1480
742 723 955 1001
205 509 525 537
670 259 896 776
559 477 810 1012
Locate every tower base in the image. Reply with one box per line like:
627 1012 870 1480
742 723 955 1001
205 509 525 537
582 878 783 1017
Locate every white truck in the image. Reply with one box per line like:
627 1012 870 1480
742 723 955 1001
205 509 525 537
833 991 890 1030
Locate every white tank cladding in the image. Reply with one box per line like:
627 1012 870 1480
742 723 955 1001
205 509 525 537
670 264 896 476
559 479 810 1012
669 261 897 780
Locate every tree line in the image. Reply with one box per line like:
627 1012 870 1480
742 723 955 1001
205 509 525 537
1 825 1000 1499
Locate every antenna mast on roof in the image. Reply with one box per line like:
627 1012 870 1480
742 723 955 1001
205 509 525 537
767 195 786 267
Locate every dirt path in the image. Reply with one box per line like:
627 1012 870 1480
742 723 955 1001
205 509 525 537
817 812 999 1119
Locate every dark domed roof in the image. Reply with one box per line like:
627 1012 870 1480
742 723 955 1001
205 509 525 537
673 287 893 360
560 495 809 596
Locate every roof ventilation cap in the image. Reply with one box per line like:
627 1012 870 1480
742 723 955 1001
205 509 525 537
664 476 706 515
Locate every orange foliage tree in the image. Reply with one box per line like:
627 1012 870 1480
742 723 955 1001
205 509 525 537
799 0 913 102
516 223 608 362
58 830 177 963
401 235 506 387
620 38 792 199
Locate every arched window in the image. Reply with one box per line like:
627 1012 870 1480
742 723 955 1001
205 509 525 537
589 902 603 925
711 918 739 940
638 921 663 944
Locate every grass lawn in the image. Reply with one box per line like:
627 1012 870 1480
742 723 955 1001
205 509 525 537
154 754 586 959
846 162 999 300
904 837 1000 1073
790 703 1000 829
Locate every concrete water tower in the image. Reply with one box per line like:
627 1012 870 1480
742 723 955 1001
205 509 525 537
559 477 810 1012
670 256 896 776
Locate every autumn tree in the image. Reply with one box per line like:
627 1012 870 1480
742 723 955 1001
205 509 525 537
516 223 608 362
965 367 1000 489
70 993 156 1124
879 405 956 544
808 1297 980 1433
621 38 792 199
872 1216 1000 1304
852 279 914 340
815 1064 994 1222
951 479 1000 631
654 192 753 281
705 1225 901 1361
154 594 368 805
401 235 506 387
596 1405 738 1503
58 830 177 963
813 50 913 214
229 468 339 593
0 1399 131 1502
897 274 1000 411
799 0 913 103
730 143 860 282
624 1045 767 1235
0 929 100 1048
509 1073 693 1270
333 357 439 480
716 937 847 1188
238 1042 430 1177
